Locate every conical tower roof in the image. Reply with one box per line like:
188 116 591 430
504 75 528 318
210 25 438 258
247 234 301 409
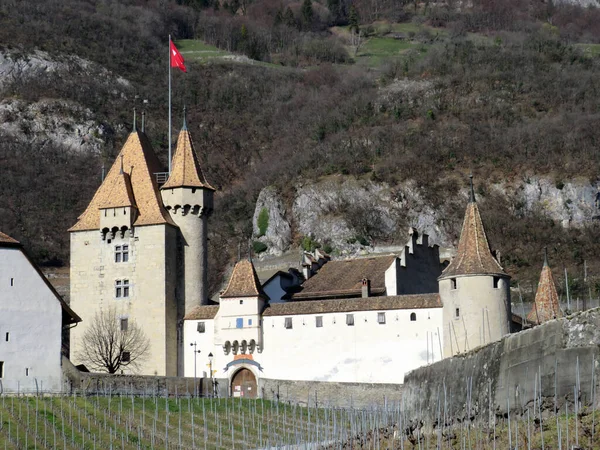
0 230 19 245
221 259 268 299
70 131 175 231
527 252 562 324
440 179 507 279
161 128 215 191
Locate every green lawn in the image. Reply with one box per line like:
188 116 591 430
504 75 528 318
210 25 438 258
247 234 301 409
355 37 424 67
575 43 600 56
174 39 231 63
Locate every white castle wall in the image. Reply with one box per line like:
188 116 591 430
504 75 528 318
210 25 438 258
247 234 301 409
0 247 64 393
70 224 178 376
184 306 444 388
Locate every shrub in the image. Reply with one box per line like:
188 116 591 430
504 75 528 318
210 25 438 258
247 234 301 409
257 207 269 236
252 241 268 254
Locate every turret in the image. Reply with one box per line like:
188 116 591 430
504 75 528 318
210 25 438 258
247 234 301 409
217 259 268 355
99 157 137 240
439 176 511 357
160 113 215 314
527 248 563 325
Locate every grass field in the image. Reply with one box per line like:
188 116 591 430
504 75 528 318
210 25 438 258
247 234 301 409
173 40 232 63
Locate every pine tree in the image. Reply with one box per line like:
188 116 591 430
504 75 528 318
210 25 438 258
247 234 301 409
348 5 360 33
283 7 295 28
327 0 340 23
274 8 283 26
301 0 313 27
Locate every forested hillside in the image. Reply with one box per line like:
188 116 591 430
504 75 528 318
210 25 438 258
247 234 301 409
2 0 600 298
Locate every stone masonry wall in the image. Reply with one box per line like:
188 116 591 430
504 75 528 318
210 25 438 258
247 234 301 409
258 378 403 409
401 307 600 432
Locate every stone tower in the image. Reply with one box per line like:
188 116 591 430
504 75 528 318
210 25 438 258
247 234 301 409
527 249 562 325
69 128 180 376
439 177 511 357
160 118 215 314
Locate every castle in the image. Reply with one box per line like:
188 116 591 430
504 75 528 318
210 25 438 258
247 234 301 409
68 118 560 395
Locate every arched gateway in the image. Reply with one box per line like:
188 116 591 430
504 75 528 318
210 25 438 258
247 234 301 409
231 368 257 398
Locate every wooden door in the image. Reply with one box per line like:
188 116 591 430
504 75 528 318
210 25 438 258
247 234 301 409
231 368 257 398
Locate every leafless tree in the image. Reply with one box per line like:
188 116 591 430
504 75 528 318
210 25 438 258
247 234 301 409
79 307 150 374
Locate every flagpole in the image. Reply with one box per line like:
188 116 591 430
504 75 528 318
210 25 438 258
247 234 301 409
168 34 172 174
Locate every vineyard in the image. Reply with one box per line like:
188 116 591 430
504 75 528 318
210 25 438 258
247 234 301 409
2 392 600 449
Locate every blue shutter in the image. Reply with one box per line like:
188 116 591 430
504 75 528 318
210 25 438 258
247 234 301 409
236 318 243 328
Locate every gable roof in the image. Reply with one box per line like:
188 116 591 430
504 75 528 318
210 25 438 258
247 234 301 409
221 259 268 299
184 305 219 320
294 255 396 300
0 231 81 325
161 129 215 191
69 131 176 231
440 198 507 279
0 231 20 245
527 256 562 324
98 170 136 209
262 294 441 316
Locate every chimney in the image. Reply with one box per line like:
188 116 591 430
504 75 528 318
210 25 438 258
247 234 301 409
361 278 371 298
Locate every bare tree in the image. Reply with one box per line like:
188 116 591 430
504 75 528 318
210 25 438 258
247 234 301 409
79 307 150 374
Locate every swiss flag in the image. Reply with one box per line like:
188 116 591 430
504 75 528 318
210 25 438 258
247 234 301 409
170 40 187 73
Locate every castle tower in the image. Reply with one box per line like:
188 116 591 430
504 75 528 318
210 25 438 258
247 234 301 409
439 177 511 357
160 115 215 315
215 259 269 355
527 249 562 325
70 127 180 376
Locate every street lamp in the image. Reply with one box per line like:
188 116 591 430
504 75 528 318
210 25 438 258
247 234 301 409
190 342 201 396
208 352 214 397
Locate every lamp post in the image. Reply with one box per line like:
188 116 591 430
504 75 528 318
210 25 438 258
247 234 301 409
190 342 201 396
208 352 214 397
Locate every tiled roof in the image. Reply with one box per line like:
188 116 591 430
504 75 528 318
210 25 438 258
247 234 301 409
98 171 136 209
440 200 506 278
184 305 219 320
294 255 396 300
70 132 176 231
221 259 268 299
262 294 442 316
161 129 215 191
0 231 19 245
527 259 562 324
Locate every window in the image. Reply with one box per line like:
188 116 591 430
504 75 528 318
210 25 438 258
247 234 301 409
455 308 460 318
315 316 323 328
377 312 386 324
120 318 128 332
451 278 457 290
115 245 129 263
115 279 130 298
5 332 8 342
0 361 3 378
410 312 417 321
10 278 13 286
236 318 243 328
248 319 253 326
25 368 29 377
284 317 293 329
197 322 206 333
346 314 354 326
121 352 131 363
493 277 500 289
239 300 244 305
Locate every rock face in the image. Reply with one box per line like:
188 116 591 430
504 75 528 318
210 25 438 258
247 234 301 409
0 50 130 153
252 186 292 256
251 176 600 257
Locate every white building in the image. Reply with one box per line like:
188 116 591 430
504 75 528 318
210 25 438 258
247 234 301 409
0 231 80 393
183 183 512 397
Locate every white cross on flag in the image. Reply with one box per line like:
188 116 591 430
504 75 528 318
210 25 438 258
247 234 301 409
170 41 187 73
